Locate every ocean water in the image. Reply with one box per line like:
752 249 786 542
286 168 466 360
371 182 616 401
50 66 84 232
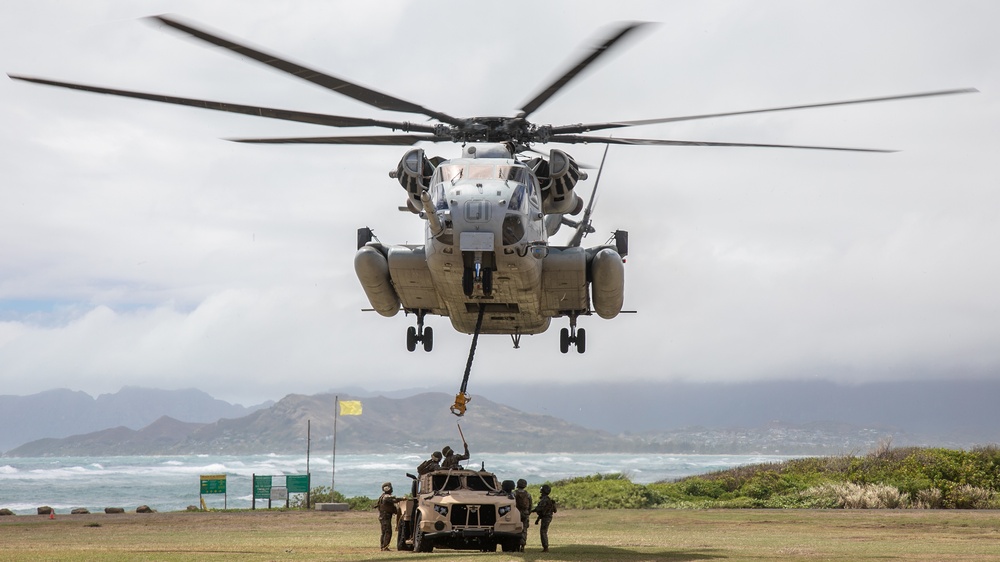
0 453 793 515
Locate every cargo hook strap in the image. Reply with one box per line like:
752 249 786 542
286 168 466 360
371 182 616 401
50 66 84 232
451 303 485 416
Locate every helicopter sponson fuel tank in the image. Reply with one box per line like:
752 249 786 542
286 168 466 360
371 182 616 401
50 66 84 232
355 244 401 317
589 247 625 319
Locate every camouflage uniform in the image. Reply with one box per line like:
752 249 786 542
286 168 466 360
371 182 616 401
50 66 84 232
375 483 397 551
532 486 557 552
440 444 469 469
417 451 442 475
514 479 533 551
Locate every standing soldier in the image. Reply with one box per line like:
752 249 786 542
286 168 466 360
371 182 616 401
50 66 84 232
532 484 557 553
514 479 533 552
375 482 398 551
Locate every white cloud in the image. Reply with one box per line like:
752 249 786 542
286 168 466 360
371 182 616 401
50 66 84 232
2 0 999 404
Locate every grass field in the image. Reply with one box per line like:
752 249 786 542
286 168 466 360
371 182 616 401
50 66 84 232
3 509 1000 561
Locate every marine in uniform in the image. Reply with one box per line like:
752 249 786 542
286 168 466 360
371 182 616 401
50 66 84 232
514 479 533 551
531 484 557 552
440 443 469 469
375 482 398 551
417 451 442 475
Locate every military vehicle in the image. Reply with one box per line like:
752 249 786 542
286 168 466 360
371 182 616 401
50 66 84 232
396 466 522 553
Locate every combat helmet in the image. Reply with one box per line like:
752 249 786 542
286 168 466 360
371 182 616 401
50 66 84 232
540 484 551 495
382 482 393 493
517 479 528 489
431 451 442 460
442 445 453 456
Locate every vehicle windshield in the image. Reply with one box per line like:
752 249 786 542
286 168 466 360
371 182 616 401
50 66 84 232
466 474 499 492
431 474 462 491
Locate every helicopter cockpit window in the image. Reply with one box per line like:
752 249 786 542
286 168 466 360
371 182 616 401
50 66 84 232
431 183 448 211
436 165 463 184
500 165 530 184
507 185 525 211
503 214 526 245
468 165 496 180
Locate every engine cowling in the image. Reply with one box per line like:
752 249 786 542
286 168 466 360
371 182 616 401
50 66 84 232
389 148 434 214
536 149 586 216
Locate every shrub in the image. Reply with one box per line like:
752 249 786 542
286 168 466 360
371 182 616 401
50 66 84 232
948 484 997 509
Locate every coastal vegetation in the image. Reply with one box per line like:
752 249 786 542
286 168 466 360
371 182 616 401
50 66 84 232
552 445 1000 509
292 446 1000 511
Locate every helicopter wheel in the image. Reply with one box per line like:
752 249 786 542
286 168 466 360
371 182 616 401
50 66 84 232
423 327 434 352
482 268 493 296
576 328 586 354
462 268 474 297
406 326 417 352
559 328 570 354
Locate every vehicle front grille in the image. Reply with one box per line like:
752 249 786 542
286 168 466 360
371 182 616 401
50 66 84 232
450 504 496 527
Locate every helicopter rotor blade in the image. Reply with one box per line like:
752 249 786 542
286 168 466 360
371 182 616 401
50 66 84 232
7 74 440 133
548 134 896 153
228 134 445 145
549 88 979 135
517 21 652 120
149 15 464 126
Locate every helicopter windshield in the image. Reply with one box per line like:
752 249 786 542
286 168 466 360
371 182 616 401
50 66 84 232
436 165 463 184
500 165 530 183
467 165 496 180
507 185 525 211
431 182 448 210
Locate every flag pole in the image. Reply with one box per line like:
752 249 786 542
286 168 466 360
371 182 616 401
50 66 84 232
306 419 311 509
332 395 339 492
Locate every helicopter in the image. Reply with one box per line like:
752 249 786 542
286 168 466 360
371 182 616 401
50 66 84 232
9 15 976 363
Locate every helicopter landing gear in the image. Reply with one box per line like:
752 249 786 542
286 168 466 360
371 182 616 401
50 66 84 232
462 252 493 297
406 310 433 352
559 313 586 354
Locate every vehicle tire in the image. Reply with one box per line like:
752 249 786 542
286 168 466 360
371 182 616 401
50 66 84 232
559 328 570 354
576 328 586 354
413 513 433 553
406 326 417 352
396 520 412 551
423 327 434 352
501 538 519 552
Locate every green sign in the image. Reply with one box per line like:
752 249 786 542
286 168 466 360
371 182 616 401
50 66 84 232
254 475 272 497
287 474 310 494
200 474 227 494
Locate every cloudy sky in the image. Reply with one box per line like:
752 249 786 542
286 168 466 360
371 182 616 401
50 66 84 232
2 0 997 406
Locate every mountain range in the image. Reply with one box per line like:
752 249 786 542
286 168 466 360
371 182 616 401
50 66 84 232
4 379 1000 457
0 387 269 452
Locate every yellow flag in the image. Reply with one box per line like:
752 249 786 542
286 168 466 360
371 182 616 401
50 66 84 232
339 400 362 416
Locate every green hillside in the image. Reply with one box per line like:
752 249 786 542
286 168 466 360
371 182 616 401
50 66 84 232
542 445 1000 509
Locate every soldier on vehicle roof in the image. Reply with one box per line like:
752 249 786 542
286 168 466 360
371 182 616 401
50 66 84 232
417 451 442 475
441 443 469 469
